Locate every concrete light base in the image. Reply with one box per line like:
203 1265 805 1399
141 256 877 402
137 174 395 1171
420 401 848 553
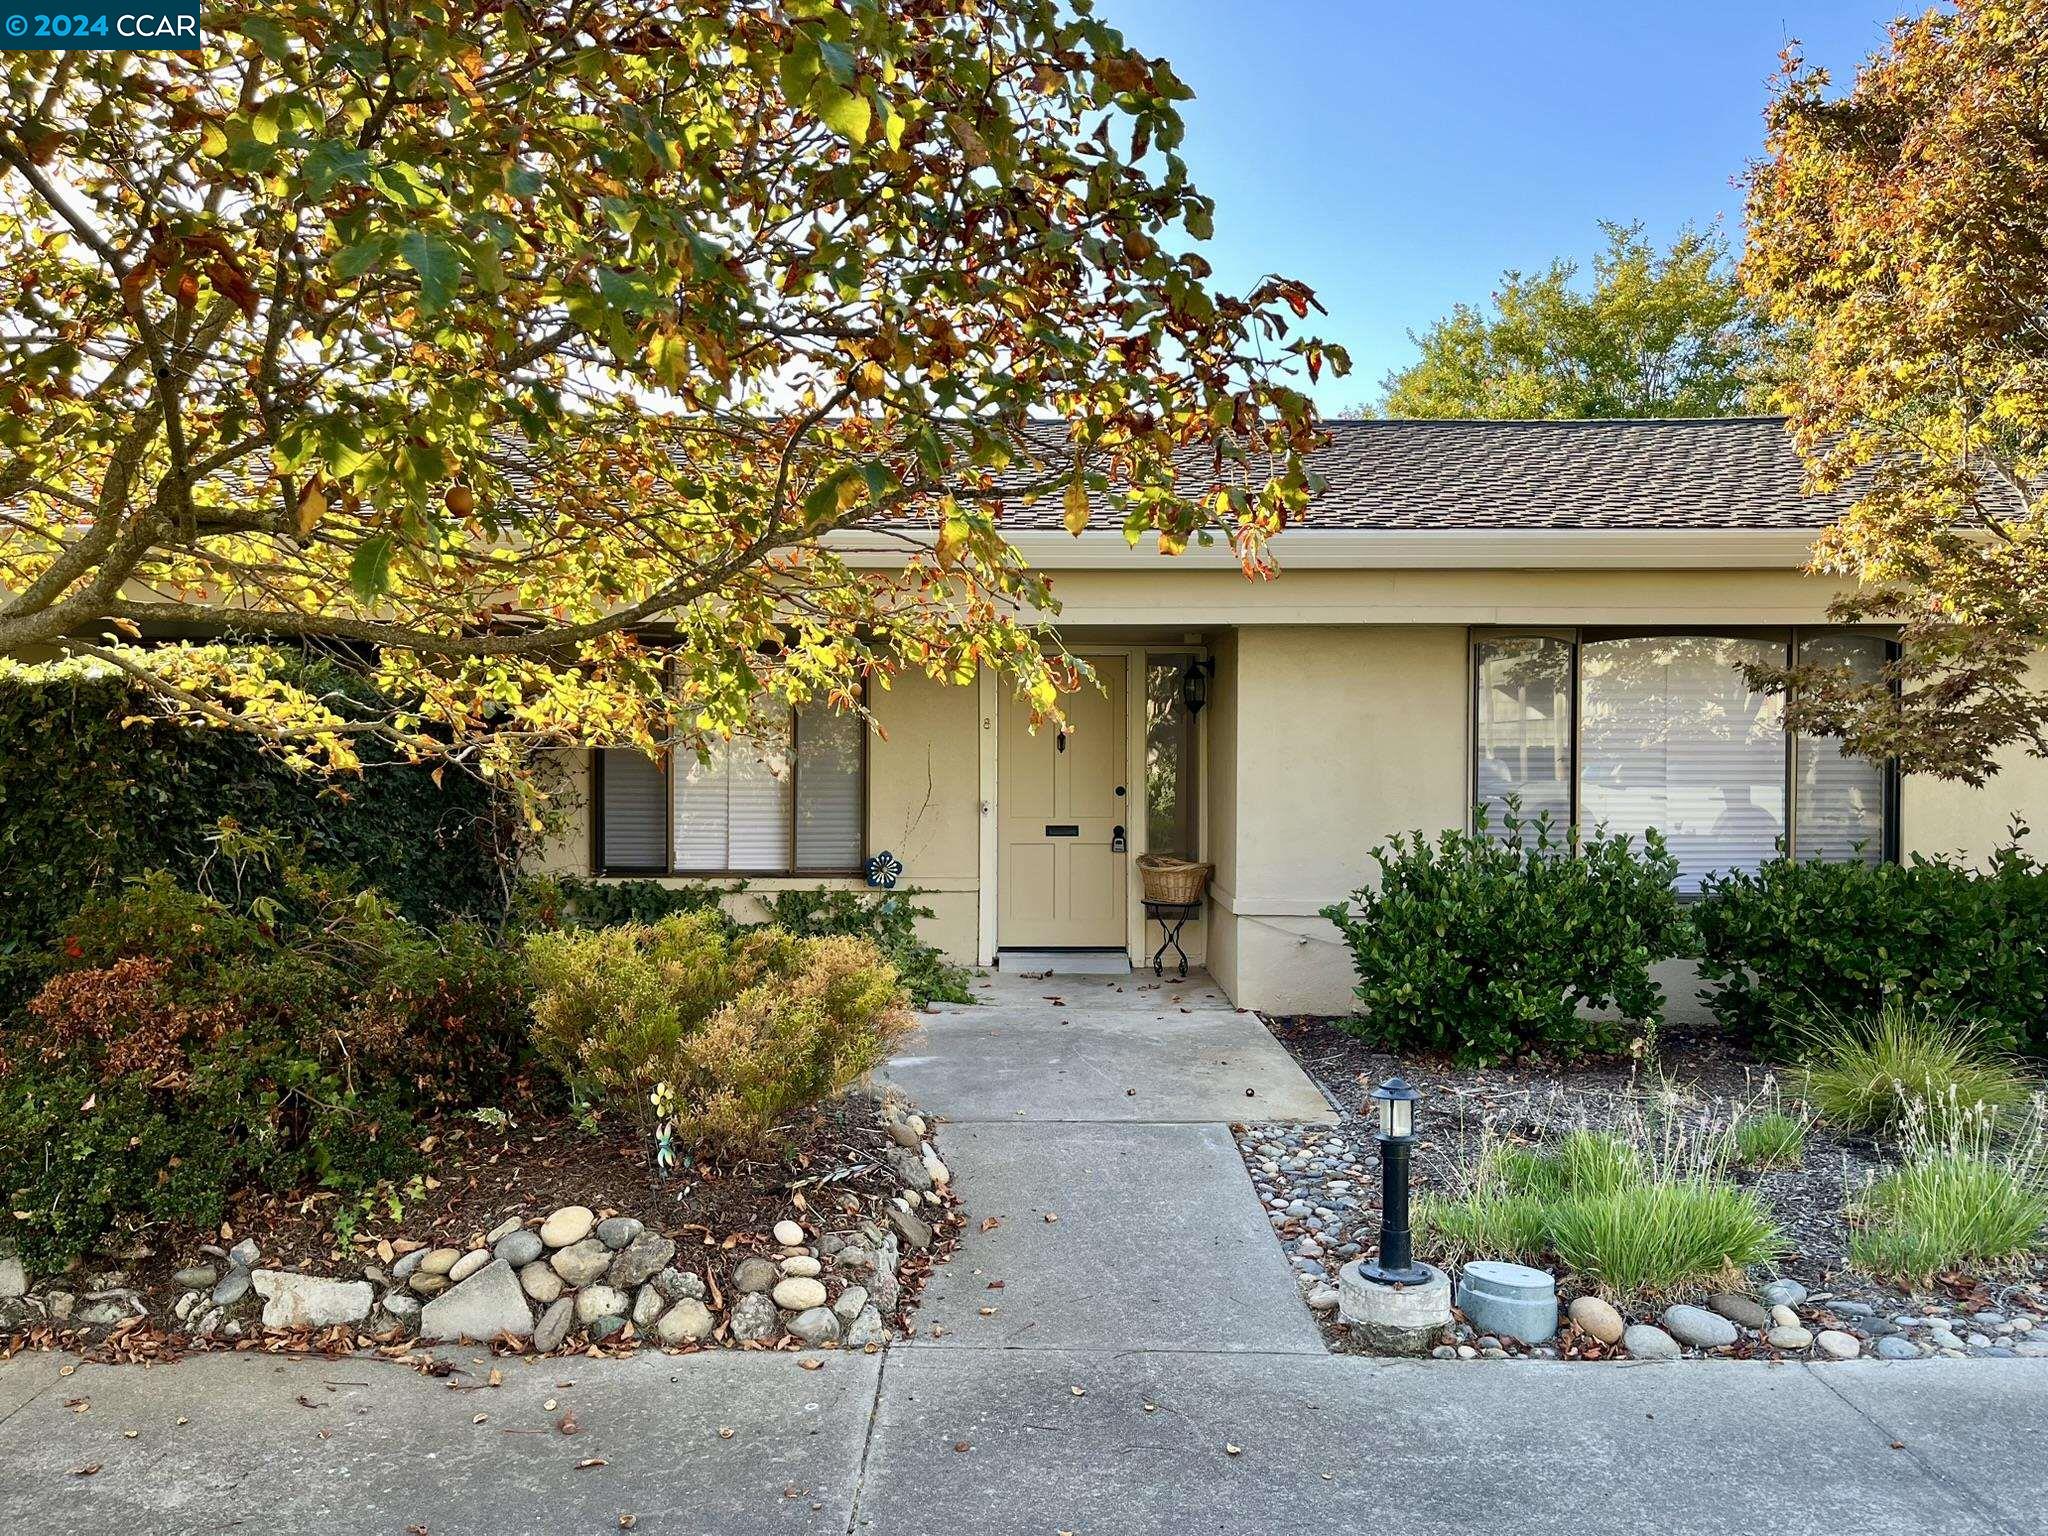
1337 1260 1451 1356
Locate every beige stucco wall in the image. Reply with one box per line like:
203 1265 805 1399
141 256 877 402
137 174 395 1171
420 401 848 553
1209 624 2048 1019
530 669 982 961
1202 629 1242 997
1210 625 1471 1016
1900 656 2048 866
529 563 2048 1015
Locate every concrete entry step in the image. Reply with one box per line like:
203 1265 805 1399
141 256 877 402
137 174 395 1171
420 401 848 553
999 948 1133 975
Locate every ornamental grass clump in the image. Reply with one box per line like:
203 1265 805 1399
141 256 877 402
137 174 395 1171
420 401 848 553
1418 1117 1782 1300
1847 1099 2048 1287
1801 1003 2032 1143
1733 1111 1808 1171
523 911 914 1156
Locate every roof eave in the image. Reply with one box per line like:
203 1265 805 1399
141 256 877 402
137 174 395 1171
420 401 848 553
825 526 1822 571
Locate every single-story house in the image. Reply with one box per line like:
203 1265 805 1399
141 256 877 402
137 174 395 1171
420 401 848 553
534 417 2048 1017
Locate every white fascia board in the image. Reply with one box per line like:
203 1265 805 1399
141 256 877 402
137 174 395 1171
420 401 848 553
823 526 1821 570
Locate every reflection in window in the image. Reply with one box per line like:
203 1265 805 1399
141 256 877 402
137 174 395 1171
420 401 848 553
1793 633 1888 864
1473 635 1573 836
1580 635 1786 893
1146 657 1199 859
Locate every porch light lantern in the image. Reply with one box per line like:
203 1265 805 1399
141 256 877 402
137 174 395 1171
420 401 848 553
1361 1076 1427 1286
1180 657 1213 716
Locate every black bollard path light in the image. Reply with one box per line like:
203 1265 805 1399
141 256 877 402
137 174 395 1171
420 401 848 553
1335 1075 1451 1353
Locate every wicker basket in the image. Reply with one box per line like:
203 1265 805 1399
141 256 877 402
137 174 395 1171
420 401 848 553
1137 853 1212 905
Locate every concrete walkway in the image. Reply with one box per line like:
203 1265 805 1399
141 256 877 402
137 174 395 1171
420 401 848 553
5 969 2046 1534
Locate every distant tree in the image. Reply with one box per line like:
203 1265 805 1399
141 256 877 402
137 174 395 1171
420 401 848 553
1742 2 2048 782
1369 222 1772 420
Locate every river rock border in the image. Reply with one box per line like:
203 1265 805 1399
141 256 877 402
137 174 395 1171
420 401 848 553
1236 1120 2048 1363
0 1095 952 1357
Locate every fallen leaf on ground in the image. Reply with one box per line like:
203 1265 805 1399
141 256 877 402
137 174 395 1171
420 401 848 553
70 1464 101 1477
1225 1444 1241 1456
557 1411 580 1435
953 1441 970 1453
618 1517 637 1530
577 1458 607 1470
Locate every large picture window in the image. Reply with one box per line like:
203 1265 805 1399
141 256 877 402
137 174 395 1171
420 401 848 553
594 699 865 876
1472 630 1893 891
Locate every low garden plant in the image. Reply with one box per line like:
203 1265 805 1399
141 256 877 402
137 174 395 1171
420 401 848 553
1419 1122 1783 1299
517 876 973 1008
0 851 529 1269
524 910 915 1155
1800 1002 2032 1142
1848 1101 2048 1286
0 657 517 1011
1732 1111 1808 1171
1321 803 1689 1065
1693 831 2048 1056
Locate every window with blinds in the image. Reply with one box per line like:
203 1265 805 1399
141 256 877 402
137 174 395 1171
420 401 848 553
595 699 865 875
1472 629 1895 888
1791 633 1889 866
1473 635 1573 837
1580 635 1786 892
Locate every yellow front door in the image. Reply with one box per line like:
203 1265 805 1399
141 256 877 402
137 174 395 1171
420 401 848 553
998 655 1128 950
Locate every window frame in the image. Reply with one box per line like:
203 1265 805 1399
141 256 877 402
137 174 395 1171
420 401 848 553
1468 626 1900 869
589 691 871 879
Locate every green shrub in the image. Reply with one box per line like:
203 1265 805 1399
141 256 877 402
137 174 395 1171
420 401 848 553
1733 1112 1808 1170
1848 1111 2048 1285
1417 1190 1552 1264
1418 1125 1782 1299
1802 1003 2032 1142
760 887 975 1007
0 656 517 1009
517 876 974 1009
0 861 528 1269
1693 831 2048 1055
1320 804 1688 1065
349 919 534 1106
524 912 915 1154
511 874 737 932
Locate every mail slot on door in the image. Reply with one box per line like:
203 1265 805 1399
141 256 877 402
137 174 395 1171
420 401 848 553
1044 824 1080 837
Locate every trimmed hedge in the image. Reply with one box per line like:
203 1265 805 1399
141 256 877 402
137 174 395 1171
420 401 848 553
1692 833 2048 1057
1320 806 1689 1065
0 658 516 1006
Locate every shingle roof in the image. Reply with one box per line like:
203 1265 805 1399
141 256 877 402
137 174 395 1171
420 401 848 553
995 416 1849 534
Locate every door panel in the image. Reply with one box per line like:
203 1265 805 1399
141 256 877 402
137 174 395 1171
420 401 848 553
998 656 1128 949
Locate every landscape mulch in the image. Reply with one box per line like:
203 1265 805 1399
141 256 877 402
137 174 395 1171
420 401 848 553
1260 1012 2048 1323
2 1090 960 1366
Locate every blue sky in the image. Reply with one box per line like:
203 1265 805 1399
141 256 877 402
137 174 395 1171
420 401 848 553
1100 0 1905 413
